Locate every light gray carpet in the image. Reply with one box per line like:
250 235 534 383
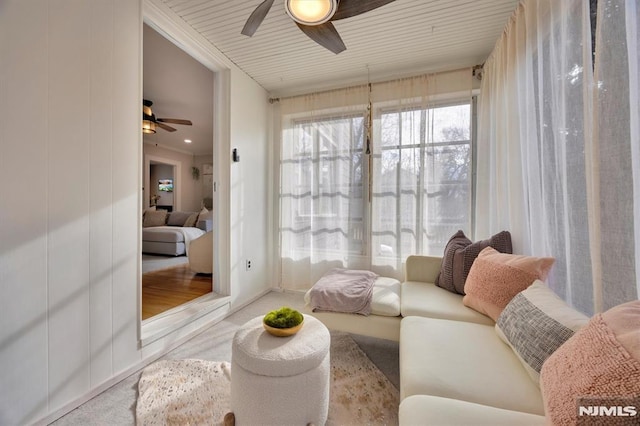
135 333 397 425
52 291 399 425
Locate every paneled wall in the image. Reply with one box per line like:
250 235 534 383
0 1 141 423
0 0 273 423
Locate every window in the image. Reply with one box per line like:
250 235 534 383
280 100 473 267
281 113 367 255
373 102 472 259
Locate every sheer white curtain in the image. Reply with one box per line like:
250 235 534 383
477 0 640 314
370 70 473 276
477 0 594 313
593 0 640 310
279 86 370 290
278 70 474 289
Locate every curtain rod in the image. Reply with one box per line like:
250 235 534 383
268 65 483 104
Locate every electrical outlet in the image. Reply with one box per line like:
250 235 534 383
245 259 252 271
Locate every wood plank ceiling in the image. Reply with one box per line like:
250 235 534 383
160 0 519 97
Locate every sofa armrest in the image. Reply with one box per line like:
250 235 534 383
197 219 212 232
405 255 442 283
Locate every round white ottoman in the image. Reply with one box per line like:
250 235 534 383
231 314 330 425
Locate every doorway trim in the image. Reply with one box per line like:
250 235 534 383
140 0 232 345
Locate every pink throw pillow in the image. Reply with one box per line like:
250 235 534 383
540 300 640 425
462 247 555 320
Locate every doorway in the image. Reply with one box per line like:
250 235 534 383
141 22 218 326
141 1 232 346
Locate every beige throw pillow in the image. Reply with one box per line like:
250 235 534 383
143 210 167 228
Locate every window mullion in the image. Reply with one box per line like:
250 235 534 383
395 111 403 258
417 109 427 254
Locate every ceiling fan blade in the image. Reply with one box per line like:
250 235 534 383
157 118 192 126
241 0 275 36
331 0 396 21
296 22 346 54
155 121 177 132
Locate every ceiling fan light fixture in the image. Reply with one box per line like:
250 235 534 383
142 120 156 134
285 0 337 25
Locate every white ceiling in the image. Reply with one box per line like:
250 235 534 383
143 0 518 154
159 0 519 97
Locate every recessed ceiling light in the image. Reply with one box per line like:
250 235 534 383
184 139 192 144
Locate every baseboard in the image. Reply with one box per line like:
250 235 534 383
227 287 273 315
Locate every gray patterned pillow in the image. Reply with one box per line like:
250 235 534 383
495 280 589 384
435 230 512 294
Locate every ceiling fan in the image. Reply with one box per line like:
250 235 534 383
142 99 192 134
241 0 396 54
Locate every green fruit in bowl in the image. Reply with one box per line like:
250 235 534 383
263 306 303 329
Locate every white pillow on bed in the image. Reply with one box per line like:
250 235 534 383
304 276 401 317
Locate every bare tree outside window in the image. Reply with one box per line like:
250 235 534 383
373 102 472 258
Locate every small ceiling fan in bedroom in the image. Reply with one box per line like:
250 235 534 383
241 0 396 54
142 99 192 134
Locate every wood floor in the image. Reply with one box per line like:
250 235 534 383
142 264 213 320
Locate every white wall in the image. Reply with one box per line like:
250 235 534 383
0 0 272 424
229 68 272 308
0 1 140 423
144 143 201 211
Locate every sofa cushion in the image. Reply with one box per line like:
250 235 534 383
369 277 401 316
436 230 512 295
304 276 401 317
540 300 640 426
495 280 589 384
142 227 184 243
399 395 546 426
400 316 545 415
167 211 194 227
143 210 167 227
462 247 555 320
401 281 493 325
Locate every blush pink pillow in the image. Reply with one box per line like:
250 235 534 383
462 247 555 320
540 300 640 425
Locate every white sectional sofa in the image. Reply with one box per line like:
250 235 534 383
304 251 640 425
398 255 546 424
305 255 547 425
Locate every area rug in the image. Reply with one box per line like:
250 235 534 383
136 333 399 425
